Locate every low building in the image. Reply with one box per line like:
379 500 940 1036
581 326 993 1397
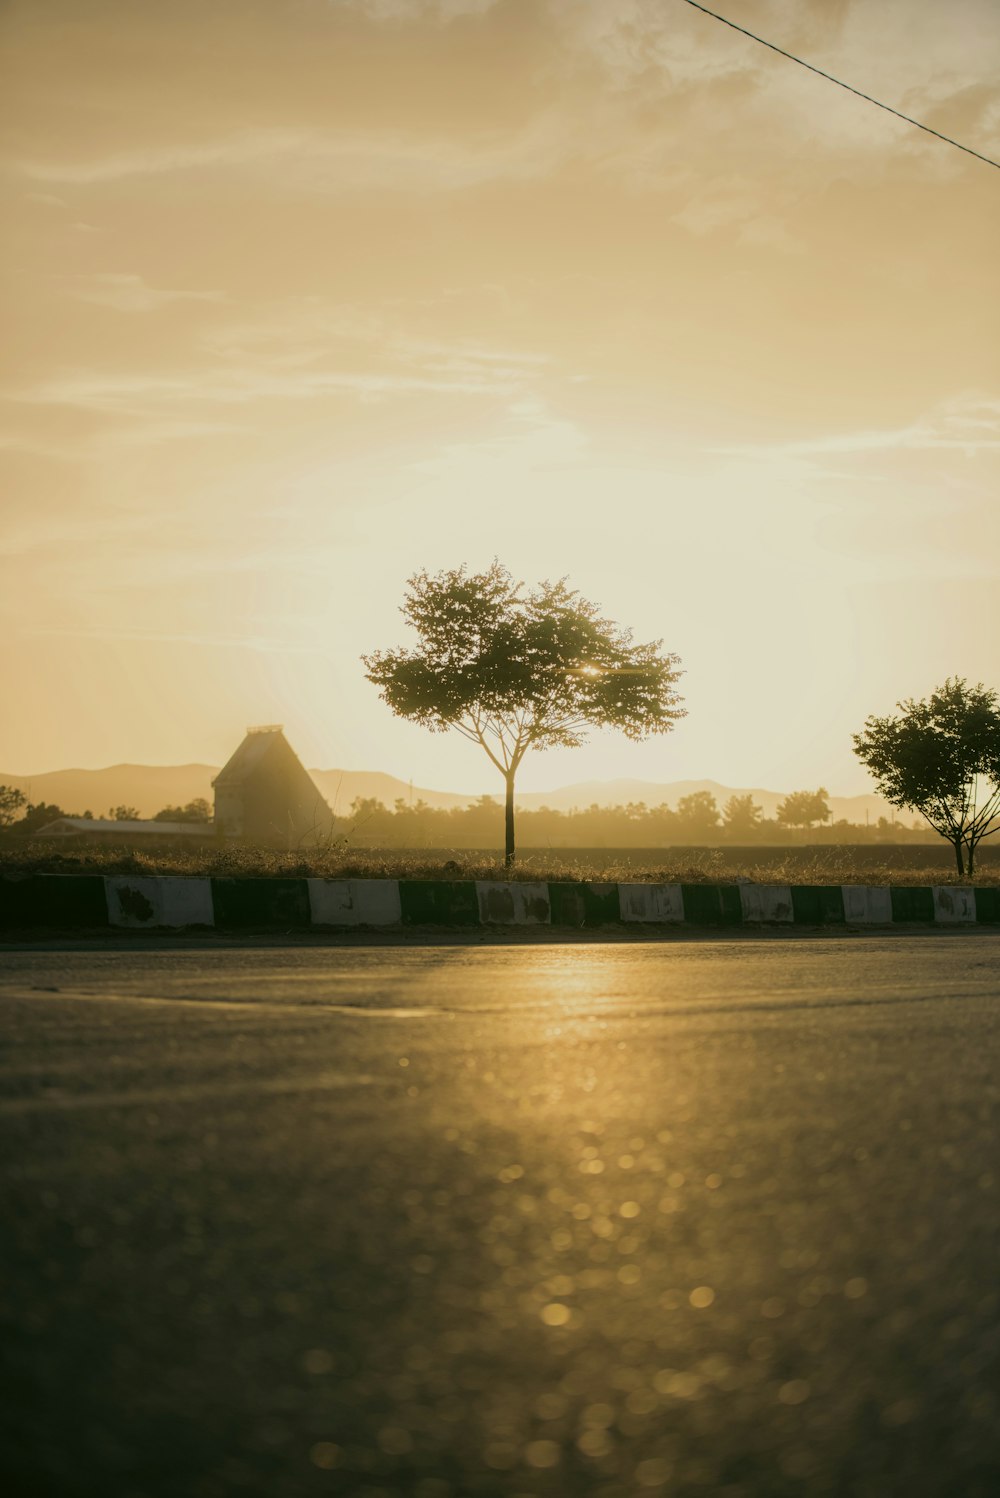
212 726 334 846
34 818 212 843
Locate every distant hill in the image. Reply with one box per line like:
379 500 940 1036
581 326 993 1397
0 764 219 820
310 769 474 814
0 763 903 826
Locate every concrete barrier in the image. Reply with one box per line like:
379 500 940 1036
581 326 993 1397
0 873 109 931
105 876 214 929
476 881 551 924
547 882 621 927
4 873 998 934
975 888 1000 923
399 880 479 926
889 886 936 924
308 878 402 927
679 884 743 926
738 883 794 924
619 882 684 922
932 886 976 924
211 877 312 929
790 885 846 925
842 885 893 924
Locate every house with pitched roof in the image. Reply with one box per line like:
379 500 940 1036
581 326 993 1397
212 726 334 846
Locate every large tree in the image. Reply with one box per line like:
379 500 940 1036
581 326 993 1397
363 562 685 865
853 678 1000 875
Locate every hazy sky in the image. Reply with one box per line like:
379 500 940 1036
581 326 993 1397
2 0 998 793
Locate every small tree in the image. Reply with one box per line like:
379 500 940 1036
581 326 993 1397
675 790 720 839
853 678 1000 876
16 802 69 834
109 805 141 822
363 562 685 865
723 792 763 838
0 785 26 828
776 788 831 833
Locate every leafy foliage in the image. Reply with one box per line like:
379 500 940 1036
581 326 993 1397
853 678 1000 874
153 798 212 824
723 793 763 835
0 785 26 828
775 788 831 830
14 802 79 834
109 805 141 822
675 791 720 832
363 562 685 861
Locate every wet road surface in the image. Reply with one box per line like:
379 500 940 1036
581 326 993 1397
2 937 999 1497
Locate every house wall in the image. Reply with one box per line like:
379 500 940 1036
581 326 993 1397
215 736 334 846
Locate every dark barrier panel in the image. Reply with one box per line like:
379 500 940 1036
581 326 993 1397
0 874 110 931
210 878 311 929
399 881 479 926
680 884 743 926
535 883 624 927
974 887 1000 924
889 886 935 924
790 885 846 925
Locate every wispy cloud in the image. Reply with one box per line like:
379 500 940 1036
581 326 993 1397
13 363 537 415
714 396 1000 459
68 273 225 313
15 121 567 192
345 0 498 20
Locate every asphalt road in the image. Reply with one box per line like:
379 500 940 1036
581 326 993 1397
2 937 999 1498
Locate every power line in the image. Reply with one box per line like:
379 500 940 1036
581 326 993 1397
680 0 1000 172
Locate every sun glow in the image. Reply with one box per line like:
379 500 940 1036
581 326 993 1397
1 0 997 794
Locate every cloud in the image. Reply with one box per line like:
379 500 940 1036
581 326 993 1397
69 273 224 313
714 395 1000 459
14 360 539 416
343 0 498 20
15 120 567 193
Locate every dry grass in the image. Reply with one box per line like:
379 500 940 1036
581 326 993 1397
1 840 996 885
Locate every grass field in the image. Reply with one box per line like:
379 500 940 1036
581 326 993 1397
1 841 996 886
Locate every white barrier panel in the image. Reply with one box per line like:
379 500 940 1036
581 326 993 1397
738 883 794 923
841 885 893 924
308 878 401 926
618 883 684 922
475 881 551 924
105 876 214 928
932 886 977 924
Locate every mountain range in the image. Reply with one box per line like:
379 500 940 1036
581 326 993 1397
1 764 901 825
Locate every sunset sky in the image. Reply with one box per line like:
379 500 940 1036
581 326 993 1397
2 0 998 795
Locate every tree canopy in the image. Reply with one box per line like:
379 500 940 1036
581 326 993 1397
363 562 685 863
0 785 26 828
775 788 831 831
723 793 763 837
153 798 212 824
853 678 1000 875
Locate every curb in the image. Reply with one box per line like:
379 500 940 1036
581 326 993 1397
1 874 998 933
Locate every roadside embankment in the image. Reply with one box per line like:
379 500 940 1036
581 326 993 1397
2 873 998 935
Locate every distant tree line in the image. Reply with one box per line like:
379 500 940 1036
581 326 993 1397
331 788 929 850
0 794 212 835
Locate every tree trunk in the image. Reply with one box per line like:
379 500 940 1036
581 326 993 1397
966 838 975 878
504 771 516 869
953 837 966 877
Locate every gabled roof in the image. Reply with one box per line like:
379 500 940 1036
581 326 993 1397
34 819 208 837
212 727 288 788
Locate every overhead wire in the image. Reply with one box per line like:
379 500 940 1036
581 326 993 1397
680 0 1000 172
